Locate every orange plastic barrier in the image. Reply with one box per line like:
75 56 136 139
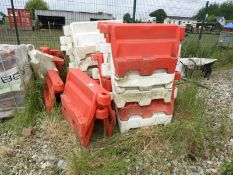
39 47 60 57
43 70 64 112
39 47 50 55
98 23 185 77
99 23 185 42
39 47 64 69
61 68 116 147
117 99 174 121
97 22 113 43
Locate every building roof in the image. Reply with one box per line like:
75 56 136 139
35 9 113 17
0 11 6 16
224 23 233 29
166 16 196 21
216 16 225 20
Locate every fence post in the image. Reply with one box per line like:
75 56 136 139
198 1 209 42
132 0 137 22
10 0 20 45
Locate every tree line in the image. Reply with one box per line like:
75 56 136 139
124 1 233 23
24 0 233 23
195 1 233 21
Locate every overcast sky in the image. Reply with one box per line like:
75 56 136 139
0 0 230 19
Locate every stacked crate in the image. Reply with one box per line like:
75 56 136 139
98 23 185 133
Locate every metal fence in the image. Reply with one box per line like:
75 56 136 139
0 0 220 49
219 31 233 48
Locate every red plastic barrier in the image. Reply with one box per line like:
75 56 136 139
98 23 185 77
175 71 181 81
61 68 116 147
98 22 114 43
39 47 60 57
91 53 112 91
50 50 60 57
43 70 64 112
113 40 179 76
39 47 64 69
111 24 185 41
117 99 174 121
39 47 51 55
53 56 65 69
99 23 185 42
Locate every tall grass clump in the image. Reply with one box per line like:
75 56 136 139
0 80 45 134
182 34 233 69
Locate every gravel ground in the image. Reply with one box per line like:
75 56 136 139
0 69 232 175
174 69 233 175
0 119 77 175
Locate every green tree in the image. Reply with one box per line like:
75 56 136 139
149 9 167 23
195 3 219 21
25 0 48 19
195 2 233 21
208 15 216 22
123 13 133 23
219 1 233 20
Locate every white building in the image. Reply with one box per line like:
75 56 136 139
147 17 156 23
164 16 197 28
35 9 114 29
216 16 226 26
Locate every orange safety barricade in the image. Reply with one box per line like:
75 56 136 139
97 22 114 43
39 47 60 57
43 70 64 112
117 99 174 121
61 68 116 147
98 23 185 77
39 47 64 69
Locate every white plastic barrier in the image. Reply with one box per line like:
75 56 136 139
72 46 96 60
72 32 105 48
61 21 111 73
63 25 71 36
117 112 172 133
27 44 57 80
77 57 98 71
60 36 72 45
113 71 175 90
70 21 99 34
113 87 174 108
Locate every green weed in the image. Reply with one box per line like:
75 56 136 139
219 159 233 175
182 34 233 69
0 80 45 134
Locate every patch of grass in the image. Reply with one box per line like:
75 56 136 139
214 49 233 69
182 34 233 69
0 80 45 134
69 133 136 175
0 17 62 49
182 38 217 58
219 159 233 175
165 85 206 157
